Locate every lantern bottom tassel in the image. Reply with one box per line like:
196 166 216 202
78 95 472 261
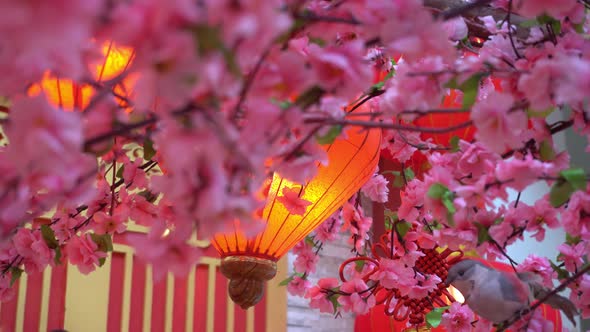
220 256 277 309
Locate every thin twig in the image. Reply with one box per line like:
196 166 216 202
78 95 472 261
304 117 473 134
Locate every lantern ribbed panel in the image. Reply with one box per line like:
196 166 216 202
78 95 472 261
213 106 382 261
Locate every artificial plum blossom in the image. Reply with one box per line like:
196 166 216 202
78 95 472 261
455 141 500 180
443 17 468 42
407 273 441 299
379 57 448 115
398 178 427 222
513 0 578 19
369 258 415 291
12 228 53 274
66 234 107 275
380 129 422 163
127 222 201 281
561 190 590 240
471 92 527 154
361 173 389 203
293 244 319 274
525 197 561 241
557 243 586 272
287 276 311 297
338 278 375 315
571 275 590 318
307 40 372 99
92 211 127 235
441 302 474 332
313 215 343 243
341 202 372 252
517 255 556 288
277 187 312 216
306 278 339 313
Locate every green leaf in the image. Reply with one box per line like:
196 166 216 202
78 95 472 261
90 233 114 253
550 168 587 207
562 168 586 190
475 222 491 245
279 275 295 287
539 140 556 161
354 260 366 272
426 306 449 328
527 106 555 118
138 190 159 203
395 221 412 238
143 138 156 160
10 267 23 287
549 180 574 207
305 236 316 248
191 24 240 77
115 164 125 178
450 136 460 152
392 173 405 188
442 190 456 214
308 37 327 47
316 125 343 145
566 233 581 245
294 86 325 109
428 183 449 199
459 74 482 109
40 225 59 249
549 260 570 280
98 257 107 267
54 247 62 265
384 210 398 231
404 168 415 181
520 18 540 28
329 294 341 313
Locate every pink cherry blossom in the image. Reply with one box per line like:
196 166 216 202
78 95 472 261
293 248 319 274
471 92 527 154
66 234 107 275
0 272 16 302
277 187 312 216
93 211 127 235
441 302 474 332
370 258 415 291
361 173 389 203
307 40 372 99
407 273 441 299
313 214 343 243
513 0 578 19
12 228 53 274
287 276 311 297
127 223 201 281
338 278 375 315
557 242 586 272
517 255 556 288
306 278 339 313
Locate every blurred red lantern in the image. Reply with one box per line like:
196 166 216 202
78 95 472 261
28 41 135 111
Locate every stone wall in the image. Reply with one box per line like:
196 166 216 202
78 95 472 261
286 234 356 332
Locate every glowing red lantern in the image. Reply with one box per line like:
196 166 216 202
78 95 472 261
28 41 135 111
213 104 382 309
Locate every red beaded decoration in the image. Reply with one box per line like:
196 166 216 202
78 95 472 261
338 231 463 327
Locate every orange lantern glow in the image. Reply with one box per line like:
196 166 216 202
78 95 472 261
28 41 135 110
213 104 382 308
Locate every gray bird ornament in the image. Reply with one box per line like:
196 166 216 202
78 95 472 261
445 259 578 326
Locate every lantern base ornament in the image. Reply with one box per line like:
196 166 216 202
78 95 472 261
220 256 277 309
